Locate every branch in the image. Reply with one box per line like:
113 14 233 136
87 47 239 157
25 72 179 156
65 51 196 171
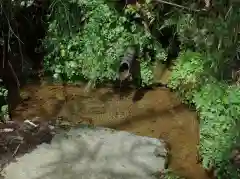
8 60 20 88
153 0 201 12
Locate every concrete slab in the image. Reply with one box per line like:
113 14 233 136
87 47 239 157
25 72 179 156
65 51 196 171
2 125 168 179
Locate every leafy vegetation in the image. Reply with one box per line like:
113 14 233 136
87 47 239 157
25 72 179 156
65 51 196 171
0 79 8 120
169 52 240 178
115 0 240 178
166 4 240 177
44 0 167 86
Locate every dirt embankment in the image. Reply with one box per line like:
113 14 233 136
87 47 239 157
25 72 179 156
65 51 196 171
8 83 211 179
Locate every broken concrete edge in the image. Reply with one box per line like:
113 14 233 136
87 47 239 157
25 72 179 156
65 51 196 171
2 125 170 179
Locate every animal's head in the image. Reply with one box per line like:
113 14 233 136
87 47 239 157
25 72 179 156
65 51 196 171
119 62 130 81
118 44 139 81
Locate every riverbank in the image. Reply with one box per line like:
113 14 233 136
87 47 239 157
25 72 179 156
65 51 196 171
9 83 210 179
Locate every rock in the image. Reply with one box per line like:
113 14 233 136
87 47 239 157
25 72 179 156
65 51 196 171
2 126 168 179
20 91 31 101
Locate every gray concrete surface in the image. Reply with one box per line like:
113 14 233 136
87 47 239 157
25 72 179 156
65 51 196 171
2 125 168 179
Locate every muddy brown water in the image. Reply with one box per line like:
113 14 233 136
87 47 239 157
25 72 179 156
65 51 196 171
11 83 210 179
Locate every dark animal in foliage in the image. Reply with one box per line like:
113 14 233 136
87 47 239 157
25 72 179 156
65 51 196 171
118 45 142 88
118 45 169 102
117 45 142 100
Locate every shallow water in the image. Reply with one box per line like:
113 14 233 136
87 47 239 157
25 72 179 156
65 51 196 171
12 83 210 179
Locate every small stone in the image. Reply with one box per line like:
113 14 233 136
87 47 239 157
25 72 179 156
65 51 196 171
48 125 55 130
154 146 168 158
0 128 14 133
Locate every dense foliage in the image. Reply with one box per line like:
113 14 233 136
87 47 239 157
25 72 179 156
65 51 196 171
0 80 8 120
44 0 167 86
166 2 240 178
169 53 240 178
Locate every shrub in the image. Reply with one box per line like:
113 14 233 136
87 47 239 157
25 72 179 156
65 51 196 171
169 50 206 103
0 79 9 120
194 83 240 178
169 51 240 178
162 2 240 177
44 0 167 86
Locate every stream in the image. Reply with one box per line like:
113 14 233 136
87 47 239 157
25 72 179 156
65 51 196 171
10 82 211 179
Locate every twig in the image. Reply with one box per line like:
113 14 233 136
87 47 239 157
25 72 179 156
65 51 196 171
0 136 22 172
24 120 38 128
16 29 24 72
2 33 6 69
135 4 163 48
2 8 23 44
8 136 23 145
154 0 201 12
8 60 20 88
225 5 232 20
12 143 21 157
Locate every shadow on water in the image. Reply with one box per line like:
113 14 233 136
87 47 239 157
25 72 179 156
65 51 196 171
109 80 169 104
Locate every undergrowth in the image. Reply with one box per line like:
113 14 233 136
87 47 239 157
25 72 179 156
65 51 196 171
44 0 167 86
0 79 9 120
169 52 240 178
159 2 240 178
